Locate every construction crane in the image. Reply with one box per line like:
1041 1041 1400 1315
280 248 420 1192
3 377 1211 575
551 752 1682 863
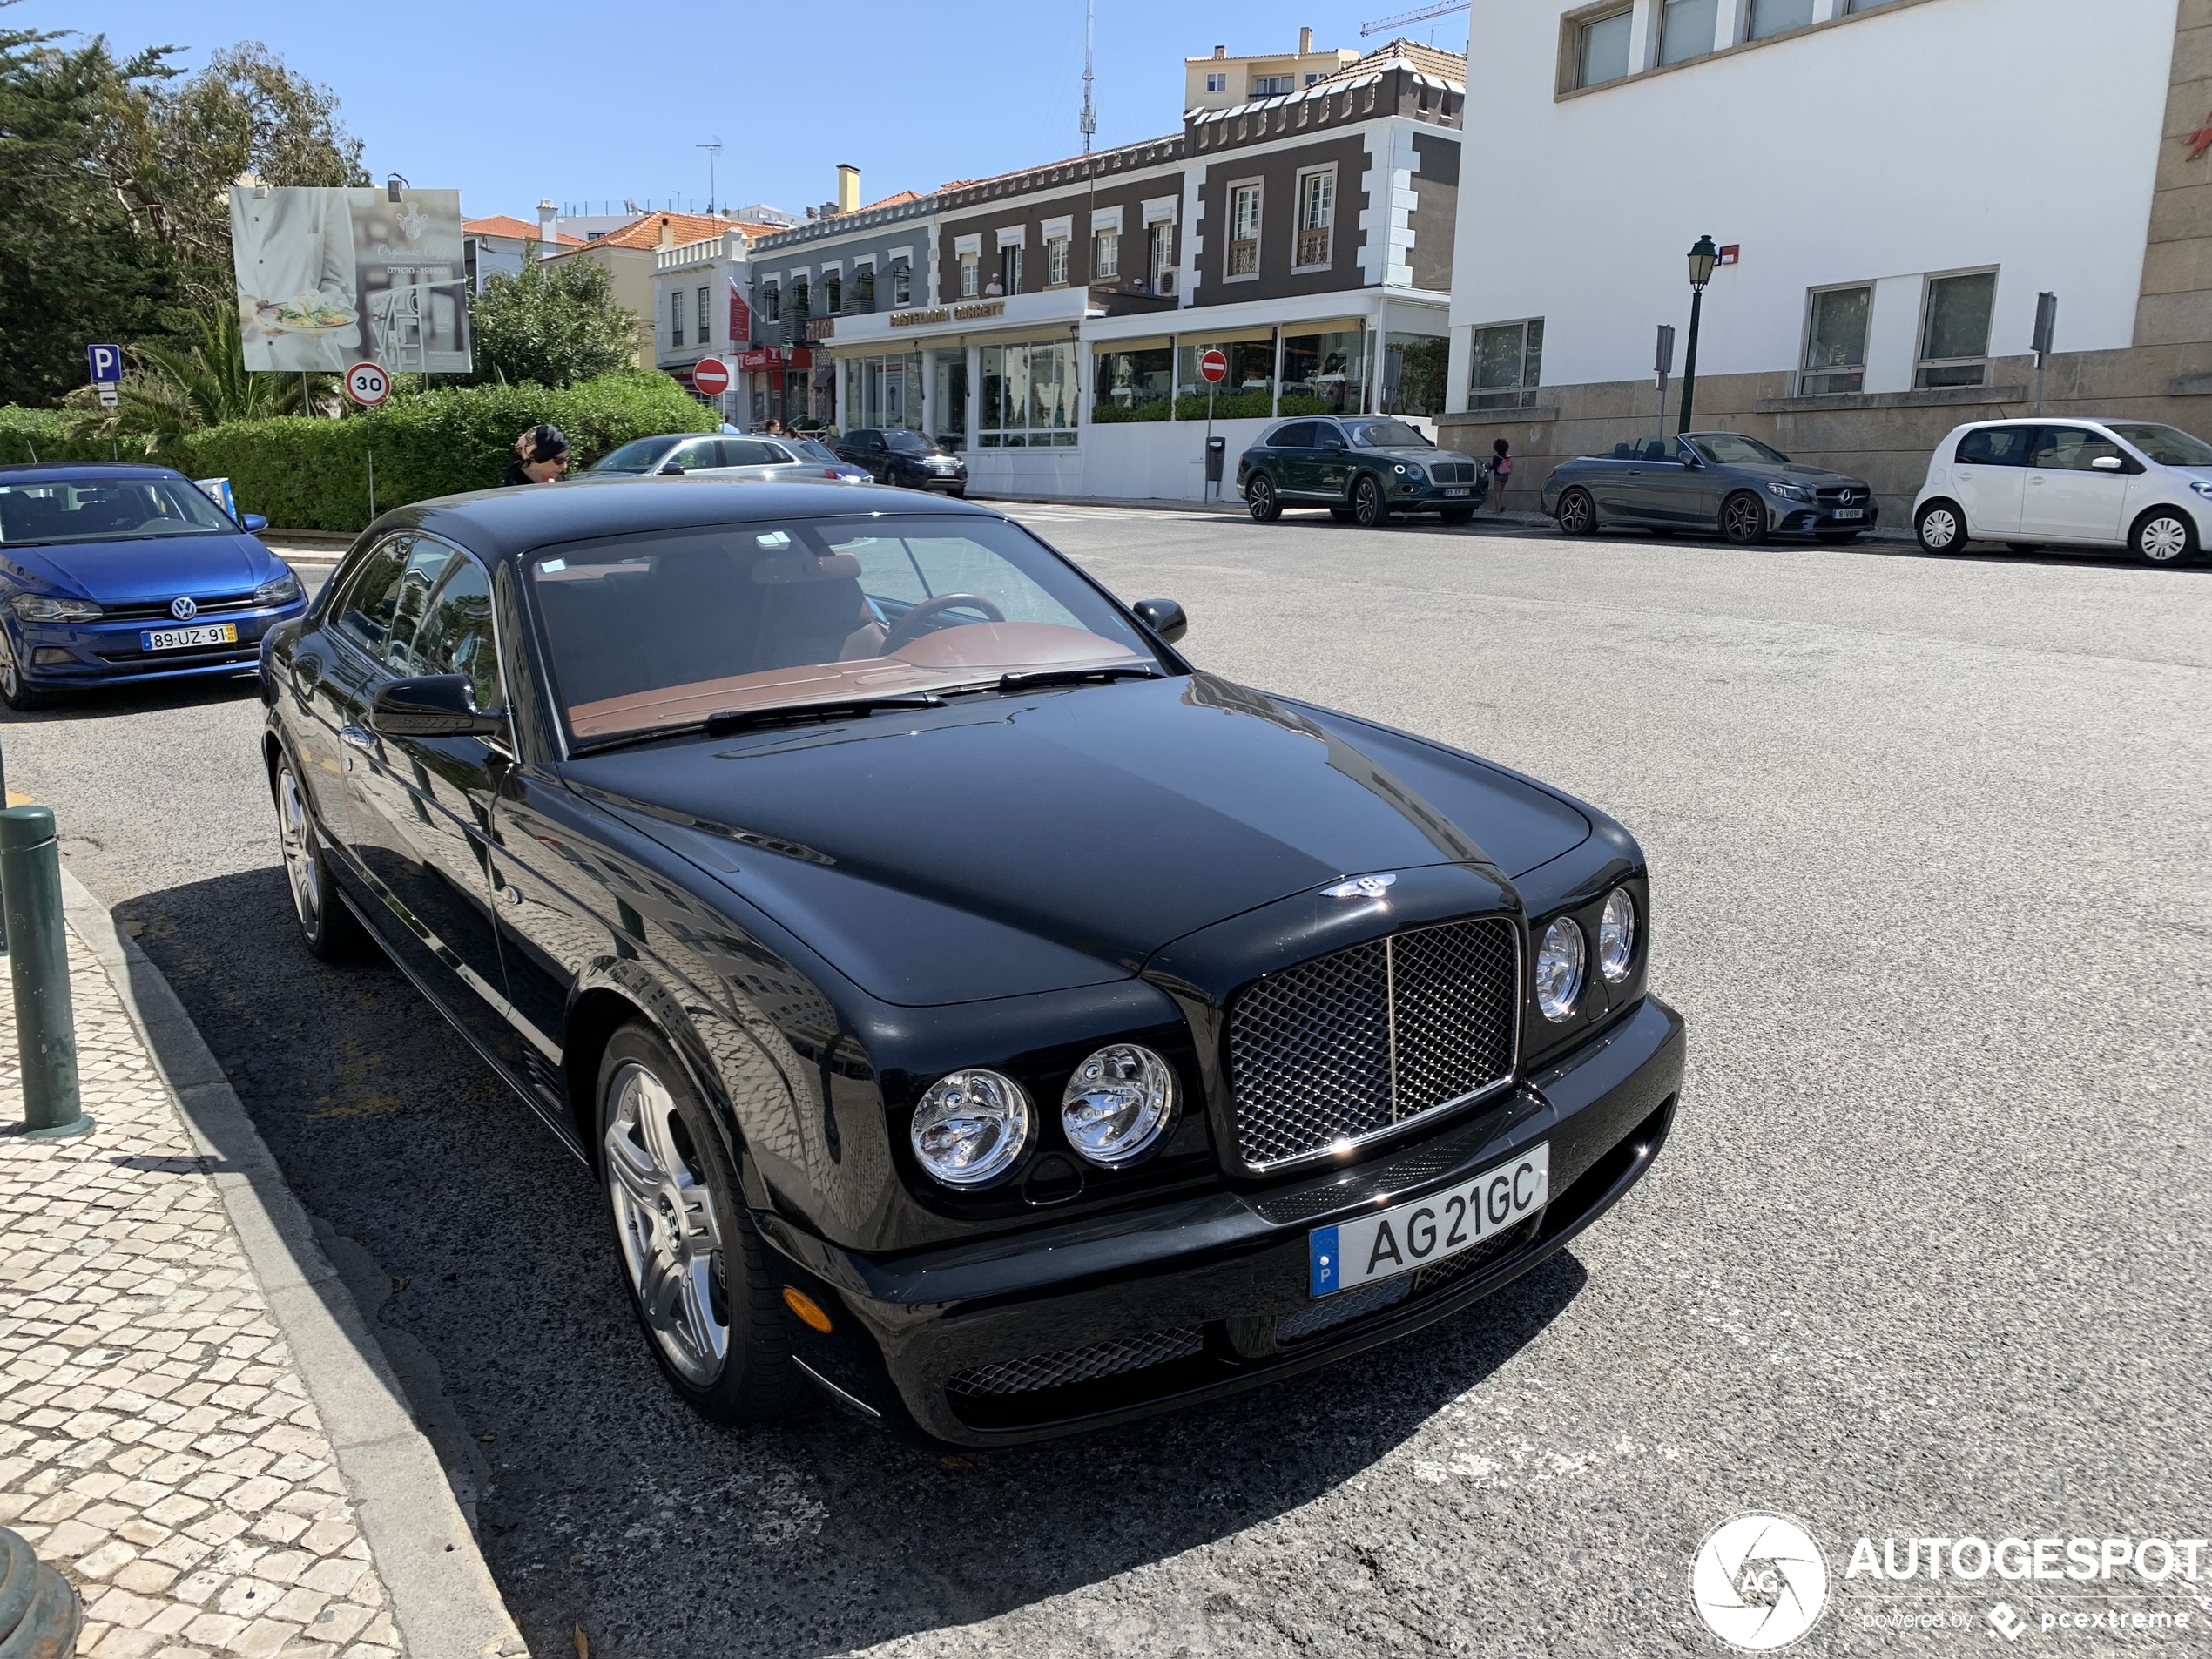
1079 0 1098 153
1360 0 1468 37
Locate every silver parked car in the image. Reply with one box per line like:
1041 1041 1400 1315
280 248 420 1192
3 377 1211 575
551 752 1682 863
1541 431 1877 544
586 434 873 485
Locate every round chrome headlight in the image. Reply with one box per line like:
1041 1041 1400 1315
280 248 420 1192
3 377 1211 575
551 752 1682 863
1062 1045 1176 1166
1535 916 1585 1022
910 1070 1031 1187
1598 887 1636 984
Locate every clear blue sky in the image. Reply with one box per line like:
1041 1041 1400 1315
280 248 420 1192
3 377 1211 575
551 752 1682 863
33 0 1468 223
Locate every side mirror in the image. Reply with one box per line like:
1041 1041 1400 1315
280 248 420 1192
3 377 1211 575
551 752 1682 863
241 513 269 533
371 675 507 740
1131 597 1188 644
2092 455 2125 471
1679 452 1702 469
658 462 686 475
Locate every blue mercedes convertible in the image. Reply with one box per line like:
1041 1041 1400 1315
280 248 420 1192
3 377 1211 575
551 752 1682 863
0 462 307 709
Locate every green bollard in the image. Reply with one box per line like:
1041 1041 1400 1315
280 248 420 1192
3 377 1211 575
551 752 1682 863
0 806 90 1140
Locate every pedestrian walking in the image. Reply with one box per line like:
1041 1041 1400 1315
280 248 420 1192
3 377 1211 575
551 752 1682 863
1486 439 1514 514
502 424 570 486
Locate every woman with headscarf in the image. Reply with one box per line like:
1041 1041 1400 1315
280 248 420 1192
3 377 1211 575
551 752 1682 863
503 424 570 486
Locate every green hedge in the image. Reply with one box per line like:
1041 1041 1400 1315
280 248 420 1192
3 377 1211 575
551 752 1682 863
174 372 715 532
0 408 120 465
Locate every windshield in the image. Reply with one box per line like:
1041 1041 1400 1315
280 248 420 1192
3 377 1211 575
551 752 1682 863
533 515 1158 744
588 438 682 475
2105 422 2212 468
884 432 941 455
1343 420 1432 448
0 476 237 546
1689 434 1790 466
786 439 840 464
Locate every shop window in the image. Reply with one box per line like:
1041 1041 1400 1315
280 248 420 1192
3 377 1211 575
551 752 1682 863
1800 285 1871 395
1381 333 1449 417
1046 236 1069 287
1091 337 1174 422
1747 0 1813 40
1149 224 1176 294
1175 331 1274 419
670 289 684 348
959 254 979 299
892 260 912 305
1658 0 1720 66
1096 229 1120 280
1917 269 1997 388
979 340 1081 447
826 272 842 314
697 287 710 343
1571 7 1632 88
934 353 967 449
1295 169 1333 270
1470 318 1544 410
857 352 923 430
1226 183 1261 280
1279 324 1364 415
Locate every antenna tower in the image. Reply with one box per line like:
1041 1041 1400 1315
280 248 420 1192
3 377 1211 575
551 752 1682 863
1080 0 1097 153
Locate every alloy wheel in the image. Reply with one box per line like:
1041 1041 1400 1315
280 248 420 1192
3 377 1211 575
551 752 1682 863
2137 514 2191 564
1247 476 1279 523
1557 489 1595 536
604 1062 729 1385
1723 493 1766 545
1354 476 1386 528
275 765 320 931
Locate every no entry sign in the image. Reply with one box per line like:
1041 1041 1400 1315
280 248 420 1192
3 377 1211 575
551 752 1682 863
343 361 390 407
691 356 732 396
1198 348 1229 384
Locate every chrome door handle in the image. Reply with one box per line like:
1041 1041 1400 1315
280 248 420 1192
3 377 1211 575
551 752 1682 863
340 725 374 750
497 884 523 907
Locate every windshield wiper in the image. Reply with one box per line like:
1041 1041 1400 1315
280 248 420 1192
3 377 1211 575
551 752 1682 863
995 664 1165 691
704 692 948 736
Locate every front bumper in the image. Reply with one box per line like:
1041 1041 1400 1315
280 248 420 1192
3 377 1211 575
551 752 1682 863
1393 476 1487 511
10 599 307 690
1771 501 1878 536
759 993 1686 1444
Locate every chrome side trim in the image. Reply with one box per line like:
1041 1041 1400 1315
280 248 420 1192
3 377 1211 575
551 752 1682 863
792 1359 880 1419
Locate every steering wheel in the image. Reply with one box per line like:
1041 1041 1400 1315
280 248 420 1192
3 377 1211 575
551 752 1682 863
880 593 1005 654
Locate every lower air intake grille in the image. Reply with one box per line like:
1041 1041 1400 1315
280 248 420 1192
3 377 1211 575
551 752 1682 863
1226 917 1519 1171
945 1327 1204 1399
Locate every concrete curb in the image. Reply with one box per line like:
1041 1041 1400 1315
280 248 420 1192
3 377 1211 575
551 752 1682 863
55 867 529 1659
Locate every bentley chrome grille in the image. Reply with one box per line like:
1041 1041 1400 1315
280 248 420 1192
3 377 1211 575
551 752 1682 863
1225 917 1519 1172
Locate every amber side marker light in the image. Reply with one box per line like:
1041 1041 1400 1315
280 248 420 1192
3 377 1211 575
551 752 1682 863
782 1287 833 1332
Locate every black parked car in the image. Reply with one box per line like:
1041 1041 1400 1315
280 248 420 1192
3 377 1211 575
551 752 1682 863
260 478 1684 1444
1542 432 1878 543
1238 416 1487 527
837 428 968 496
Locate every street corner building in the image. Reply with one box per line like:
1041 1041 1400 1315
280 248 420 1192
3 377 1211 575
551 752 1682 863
731 37 1470 502
1435 0 2212 527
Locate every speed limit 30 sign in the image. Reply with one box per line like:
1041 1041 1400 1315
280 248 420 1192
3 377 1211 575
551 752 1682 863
343 361 391 407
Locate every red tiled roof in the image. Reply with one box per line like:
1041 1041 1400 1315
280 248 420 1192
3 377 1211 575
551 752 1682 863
463 214 583 246
859 190 920 212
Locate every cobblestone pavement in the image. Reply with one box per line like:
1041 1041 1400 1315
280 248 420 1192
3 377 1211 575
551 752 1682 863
0 930 402 1659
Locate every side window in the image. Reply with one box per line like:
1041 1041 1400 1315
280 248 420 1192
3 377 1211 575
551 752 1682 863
1271 423 1315 448
410 551 502 714
722 439 781 467
668 440 719 471
2029 427 2124 471
381 542 461 677
1956 428 2032 467
333 536 414 658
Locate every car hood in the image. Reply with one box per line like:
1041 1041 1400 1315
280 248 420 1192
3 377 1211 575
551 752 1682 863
1364 446 1474 465
2 532 280 605
1720 460 1867 487
566 671 1591 1007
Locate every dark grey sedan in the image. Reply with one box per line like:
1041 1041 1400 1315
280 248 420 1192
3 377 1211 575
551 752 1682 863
1541 432 1877 544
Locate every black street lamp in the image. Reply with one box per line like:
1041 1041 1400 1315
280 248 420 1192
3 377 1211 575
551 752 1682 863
1678 233 1720 435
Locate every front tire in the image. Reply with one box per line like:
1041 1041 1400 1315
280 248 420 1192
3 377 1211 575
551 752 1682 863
1245 475 1282 523
0 641 52 711
1352 474 1391 528
1555 488 1597 537
273 754 373 962
2130 507 2199 566
1916 500 1966 555
1721 491 1768 546
599 1022 798 1424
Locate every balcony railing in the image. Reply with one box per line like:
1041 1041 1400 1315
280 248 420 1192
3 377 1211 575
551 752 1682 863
1296 227 1330 267
1227 239 1258 277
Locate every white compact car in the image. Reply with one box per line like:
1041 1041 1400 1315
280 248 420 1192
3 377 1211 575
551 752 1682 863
1912 417 2212 565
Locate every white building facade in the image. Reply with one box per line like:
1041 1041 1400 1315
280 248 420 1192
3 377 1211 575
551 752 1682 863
652 232 753 421
1440 0 2212 521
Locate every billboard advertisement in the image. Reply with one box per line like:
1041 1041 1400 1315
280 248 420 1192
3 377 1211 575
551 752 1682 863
228 187 472 374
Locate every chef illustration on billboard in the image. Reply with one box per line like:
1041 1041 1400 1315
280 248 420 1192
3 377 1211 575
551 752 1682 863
229 187 362 371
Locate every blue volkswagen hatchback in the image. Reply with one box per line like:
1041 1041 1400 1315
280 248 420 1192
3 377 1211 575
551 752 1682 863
0 463 307 709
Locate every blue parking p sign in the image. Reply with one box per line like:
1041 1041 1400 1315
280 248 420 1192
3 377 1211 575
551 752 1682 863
87 344 122 383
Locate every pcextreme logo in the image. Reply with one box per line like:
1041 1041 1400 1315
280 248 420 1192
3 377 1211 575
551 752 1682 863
1690 1514 1831 1651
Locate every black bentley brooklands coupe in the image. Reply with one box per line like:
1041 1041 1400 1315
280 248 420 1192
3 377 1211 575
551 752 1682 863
260 479 1685 1444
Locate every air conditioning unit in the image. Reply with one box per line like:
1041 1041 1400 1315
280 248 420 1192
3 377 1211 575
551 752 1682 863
1157 271 1177 295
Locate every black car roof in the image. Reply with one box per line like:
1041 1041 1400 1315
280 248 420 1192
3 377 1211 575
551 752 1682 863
390 475 1003 563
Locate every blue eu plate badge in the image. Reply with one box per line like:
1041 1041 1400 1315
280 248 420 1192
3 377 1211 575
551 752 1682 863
1309 1226 1341 1297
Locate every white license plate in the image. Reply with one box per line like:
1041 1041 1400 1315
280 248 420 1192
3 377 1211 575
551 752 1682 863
1832 508 1865 521
1309 1143 1549 1296
1444 487 1471 497
141 622 238 652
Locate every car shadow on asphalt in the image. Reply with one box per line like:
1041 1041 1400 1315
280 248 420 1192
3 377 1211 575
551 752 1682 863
120 863 1593 1659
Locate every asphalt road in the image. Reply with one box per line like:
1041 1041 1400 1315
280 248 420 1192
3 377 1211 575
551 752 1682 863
7 509 2209 1658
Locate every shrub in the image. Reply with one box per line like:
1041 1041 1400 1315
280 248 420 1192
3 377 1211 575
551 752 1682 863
173 371 713 530
0 407 117 464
